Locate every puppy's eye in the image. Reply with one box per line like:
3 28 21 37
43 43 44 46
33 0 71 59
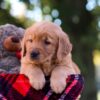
27 39 33 42
44 40 51 45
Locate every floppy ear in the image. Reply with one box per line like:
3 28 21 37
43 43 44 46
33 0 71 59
21 36 26 57
57 32 72 62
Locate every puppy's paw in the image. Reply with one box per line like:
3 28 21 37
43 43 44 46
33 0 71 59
50 76 67 93
29 74 46 90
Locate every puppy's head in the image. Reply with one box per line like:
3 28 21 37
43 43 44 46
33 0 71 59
21 21 72 64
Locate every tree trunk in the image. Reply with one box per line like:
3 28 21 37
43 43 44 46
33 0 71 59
73 44 97 100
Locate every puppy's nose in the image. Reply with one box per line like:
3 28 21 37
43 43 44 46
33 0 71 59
31 51 40 59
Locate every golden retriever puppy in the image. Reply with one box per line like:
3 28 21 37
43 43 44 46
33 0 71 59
20 21 80 93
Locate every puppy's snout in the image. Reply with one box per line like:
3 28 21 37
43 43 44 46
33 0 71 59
30 50 40 59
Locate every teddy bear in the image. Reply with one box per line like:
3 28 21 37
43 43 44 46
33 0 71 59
0 24 24 73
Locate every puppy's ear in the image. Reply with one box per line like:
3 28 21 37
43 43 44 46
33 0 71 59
21 37 26 57
57 32 72 62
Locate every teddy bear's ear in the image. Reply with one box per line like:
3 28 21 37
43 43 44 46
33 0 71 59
57 32 72 62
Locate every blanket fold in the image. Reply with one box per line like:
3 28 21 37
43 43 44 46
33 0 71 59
0 73 84 100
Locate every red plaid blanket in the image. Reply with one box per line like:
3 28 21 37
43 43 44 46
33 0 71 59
0 73 84 100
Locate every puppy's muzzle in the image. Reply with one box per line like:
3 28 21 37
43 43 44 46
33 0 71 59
30 50 40 60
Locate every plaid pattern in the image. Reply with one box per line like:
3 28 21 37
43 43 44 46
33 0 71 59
0 73 84 100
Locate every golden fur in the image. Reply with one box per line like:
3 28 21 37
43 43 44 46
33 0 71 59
20 21 80 93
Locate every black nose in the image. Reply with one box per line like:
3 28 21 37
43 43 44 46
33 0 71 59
11 36 20 43
31 51 40 59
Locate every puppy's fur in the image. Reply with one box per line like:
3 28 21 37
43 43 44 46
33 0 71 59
20 21 80 93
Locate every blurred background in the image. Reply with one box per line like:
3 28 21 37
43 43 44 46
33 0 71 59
0 0 100 100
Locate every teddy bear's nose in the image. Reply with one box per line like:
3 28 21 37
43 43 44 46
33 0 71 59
11 37 20 43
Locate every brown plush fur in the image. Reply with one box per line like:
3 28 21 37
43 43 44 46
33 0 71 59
3 36 21 52
20 21 80 93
